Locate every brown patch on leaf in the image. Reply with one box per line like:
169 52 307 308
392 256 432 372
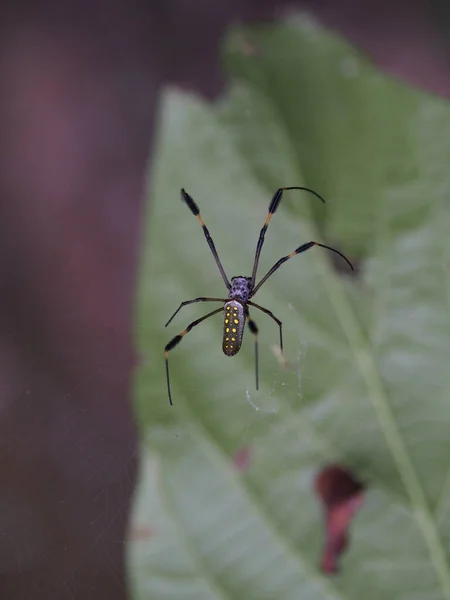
239 38 261 58
314 464 365 574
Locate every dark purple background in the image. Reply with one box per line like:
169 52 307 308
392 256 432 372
0 1 448 598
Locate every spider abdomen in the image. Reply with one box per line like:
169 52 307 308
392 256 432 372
222 300 246 356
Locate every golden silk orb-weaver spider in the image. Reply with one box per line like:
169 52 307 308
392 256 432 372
164 187 354 405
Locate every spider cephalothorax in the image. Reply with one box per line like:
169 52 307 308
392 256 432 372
229 276 251 302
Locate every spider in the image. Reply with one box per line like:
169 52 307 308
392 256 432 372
164 187 354 405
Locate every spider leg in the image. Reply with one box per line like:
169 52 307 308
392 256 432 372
181 189 231 289
252 241 354 296
250 187 326 287
164 306 223 406
247 300 283 352
165 297 228 327
246 310 259 391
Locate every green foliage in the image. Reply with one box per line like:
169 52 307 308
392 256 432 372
129 16 450 600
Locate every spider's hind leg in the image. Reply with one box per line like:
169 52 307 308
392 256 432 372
246 311 259 390
165 306 223 405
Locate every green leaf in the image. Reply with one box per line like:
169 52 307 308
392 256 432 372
129 16 450 600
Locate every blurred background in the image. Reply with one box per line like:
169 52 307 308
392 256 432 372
0 1 449 598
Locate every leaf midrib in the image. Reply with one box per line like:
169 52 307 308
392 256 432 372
319 248 450 599
259 67 450 597
429 193 450 526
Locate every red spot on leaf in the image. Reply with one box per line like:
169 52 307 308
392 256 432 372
232 446 252 472
314 464 365 574
129 525 154 541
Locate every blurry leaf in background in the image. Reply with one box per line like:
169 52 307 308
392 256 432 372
129 15 450 600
